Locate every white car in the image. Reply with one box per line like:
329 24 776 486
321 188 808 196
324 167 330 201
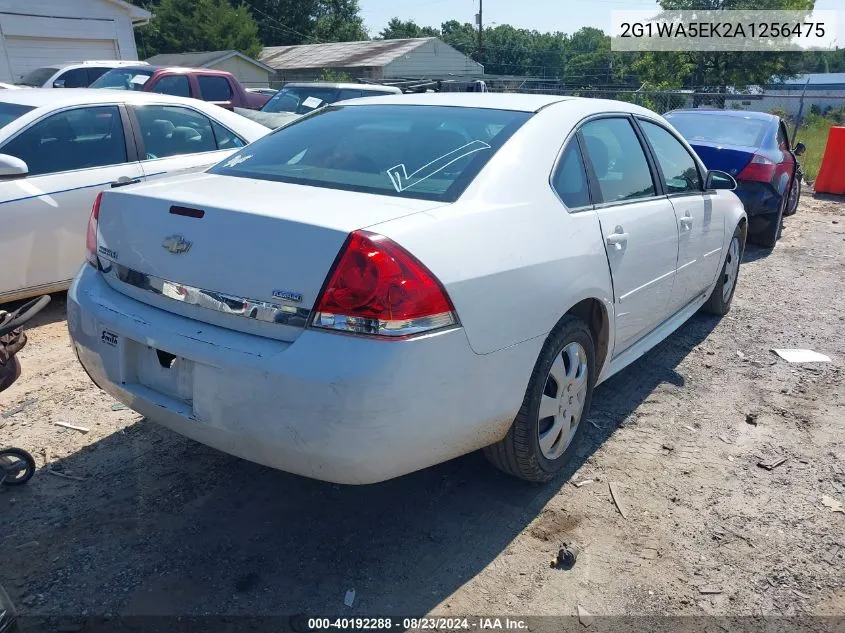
0 89 268 302
0 83 22 90
15 60 148 89
68 94 746 484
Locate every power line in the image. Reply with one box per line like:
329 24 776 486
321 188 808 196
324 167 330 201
242 1 323 44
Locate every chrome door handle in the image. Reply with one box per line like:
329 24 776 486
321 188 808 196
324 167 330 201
605 227 629 250
111 176 142 189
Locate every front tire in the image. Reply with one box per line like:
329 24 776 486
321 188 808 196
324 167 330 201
703 226 743 316
484 316 596 483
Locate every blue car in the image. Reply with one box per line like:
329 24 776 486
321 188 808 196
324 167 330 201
664 109 805 248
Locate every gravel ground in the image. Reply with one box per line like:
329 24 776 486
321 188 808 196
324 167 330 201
1 195 844 625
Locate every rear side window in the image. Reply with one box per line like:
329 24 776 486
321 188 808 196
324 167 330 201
151 75 191 98
639 120 701 194
580 118 655 204
210 104 531 202
210 120 245 150
1 106 126 176
198 76 233 101
134 105 219 159
552 140 591 208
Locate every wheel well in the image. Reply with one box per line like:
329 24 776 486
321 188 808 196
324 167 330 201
565 299 610 376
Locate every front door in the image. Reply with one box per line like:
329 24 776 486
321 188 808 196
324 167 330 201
579 117 680 355
0 105 142 299
638 118 725 310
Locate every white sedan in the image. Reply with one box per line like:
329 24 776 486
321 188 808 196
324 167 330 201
0 89 268 302
68 93 746 484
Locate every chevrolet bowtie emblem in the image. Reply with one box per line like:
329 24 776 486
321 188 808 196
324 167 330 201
162 234 192 255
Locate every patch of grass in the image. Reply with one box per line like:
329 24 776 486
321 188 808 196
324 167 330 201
792 111 845 181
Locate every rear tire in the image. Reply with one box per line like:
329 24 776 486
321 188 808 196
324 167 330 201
484 316 596 483
784 177 801 217
751 198 784 249
703 226 743 316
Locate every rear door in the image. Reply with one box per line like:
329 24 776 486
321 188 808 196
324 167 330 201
638 118 724 311
579 116 680 355
128 104 247 181
0 105 142 298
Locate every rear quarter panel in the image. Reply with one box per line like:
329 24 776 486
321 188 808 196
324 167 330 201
371 102 616 357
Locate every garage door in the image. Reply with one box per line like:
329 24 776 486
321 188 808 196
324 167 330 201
5 37 117 83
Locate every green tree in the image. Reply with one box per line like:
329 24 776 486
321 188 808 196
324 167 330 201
312 0 368 42
379 18 440 39
440 20 479 61
634 0 816 91
238 0 320 46
135 0 261 58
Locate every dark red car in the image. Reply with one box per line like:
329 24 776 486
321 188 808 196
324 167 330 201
89 66 270 110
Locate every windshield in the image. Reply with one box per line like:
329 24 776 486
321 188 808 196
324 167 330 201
90 68 154 91
16 67 59 87
666 112 769 147
0 102 35 129
211 104 531 202
262 87 345 114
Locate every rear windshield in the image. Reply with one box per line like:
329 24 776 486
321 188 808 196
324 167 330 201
210 104 531 202
0 102 35 129
17 67 58 87
666 112 770 147
90 68 154 91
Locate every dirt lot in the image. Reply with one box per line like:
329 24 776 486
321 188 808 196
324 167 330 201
2 195 844 627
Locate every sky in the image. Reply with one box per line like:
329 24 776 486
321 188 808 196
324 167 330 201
357 0 844 43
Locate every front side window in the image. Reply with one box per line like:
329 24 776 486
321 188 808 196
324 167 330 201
86 67 110 84
134 105 219 159
90 68 154 91
0 106 126 176
55 67 89 88
552 140 591 208
211 104 531 202
198 76 233 101
580 118 655 203
151 75 191 98
639 120 701 194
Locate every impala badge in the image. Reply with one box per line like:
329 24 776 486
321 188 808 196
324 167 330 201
272 289 303 303
162 234 192 255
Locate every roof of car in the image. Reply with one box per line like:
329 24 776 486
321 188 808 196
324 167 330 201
0 88 207 109
283 82 401 93
666 108 779 122
335 92 575 112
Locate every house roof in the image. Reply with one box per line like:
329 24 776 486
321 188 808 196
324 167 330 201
105 0 152 24
259 38 438 71
145 50 274 73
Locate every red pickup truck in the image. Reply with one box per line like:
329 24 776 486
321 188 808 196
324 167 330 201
90 66 271 110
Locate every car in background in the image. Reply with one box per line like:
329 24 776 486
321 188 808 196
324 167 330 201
665 109 805 248
69 94 746 485
90 66 270 110
15 60 147 89
238 82 403 129
0 89 268 303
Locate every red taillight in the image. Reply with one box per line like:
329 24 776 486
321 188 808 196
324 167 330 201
737 154 777 183
85 192 103 267
312 230 457 337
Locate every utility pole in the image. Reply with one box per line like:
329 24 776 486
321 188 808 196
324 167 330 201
477 0 483 65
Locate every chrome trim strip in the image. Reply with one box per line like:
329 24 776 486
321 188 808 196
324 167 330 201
100 261 311 327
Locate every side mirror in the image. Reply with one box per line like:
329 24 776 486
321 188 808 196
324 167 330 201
0 154 28 179
52 79 66 88
705 169 737 191
794 142 806 156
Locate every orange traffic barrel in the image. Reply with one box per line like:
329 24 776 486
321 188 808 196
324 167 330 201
814 126 845 195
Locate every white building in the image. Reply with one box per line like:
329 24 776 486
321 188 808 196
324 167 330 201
0 0 151 83
757 73 845 117
259 38 483 83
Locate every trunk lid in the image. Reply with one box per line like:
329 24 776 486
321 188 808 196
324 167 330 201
688 141 757 178
95 172 443 341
